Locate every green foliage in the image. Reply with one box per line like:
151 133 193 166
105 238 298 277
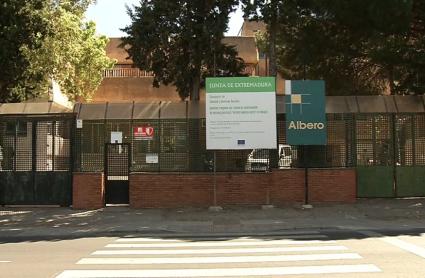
120 0 246 101
270 0 425 95
0 0 50 102
23 0 115 102
0 0 114 103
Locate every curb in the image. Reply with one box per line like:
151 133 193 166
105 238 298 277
0 225 342 239
2 225 425 239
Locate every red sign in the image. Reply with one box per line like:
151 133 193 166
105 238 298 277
134 126 154 140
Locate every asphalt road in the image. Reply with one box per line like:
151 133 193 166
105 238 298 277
1 230 425 278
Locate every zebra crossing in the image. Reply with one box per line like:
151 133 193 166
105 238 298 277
55 231 382 277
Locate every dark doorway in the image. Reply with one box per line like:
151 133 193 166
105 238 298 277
104 143 130 204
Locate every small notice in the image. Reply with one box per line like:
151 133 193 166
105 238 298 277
111 132 122 144
146 154 158 163
134 126 154 140
76 119 83 128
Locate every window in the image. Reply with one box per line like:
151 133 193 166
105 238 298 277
281 147 292 157
252 149 268 159
259 52 266 59
6 121 28 137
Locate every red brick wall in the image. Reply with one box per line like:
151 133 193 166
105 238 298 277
130 169 356 208
271 169 306 203
309 169 357 203
73 173 104 209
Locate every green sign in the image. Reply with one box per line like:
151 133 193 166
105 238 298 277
205 77 277 150
285 80 326 145
206 77 276 93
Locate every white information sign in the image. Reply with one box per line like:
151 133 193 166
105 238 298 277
206 77 277 150
76 119 83 129
146 154 159 163
110 132 122 144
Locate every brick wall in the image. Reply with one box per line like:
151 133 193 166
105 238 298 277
309 169 357 203
130 169 356 208
271 169 306 203
73 173 104 209
130 174 213 208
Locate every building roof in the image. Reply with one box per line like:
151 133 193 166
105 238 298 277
74 95 425 120
241 20 266 37
105 38 132 65
222 36 258 64
0 102 73 115
107 37 259 65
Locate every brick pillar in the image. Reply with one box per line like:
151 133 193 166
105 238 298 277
73 173 104 209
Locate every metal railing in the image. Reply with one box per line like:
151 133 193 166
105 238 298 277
103 68 154 78
103 67 256 78
244 66 257 76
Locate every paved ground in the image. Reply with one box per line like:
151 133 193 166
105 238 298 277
0 199 425 238
2 230 425 278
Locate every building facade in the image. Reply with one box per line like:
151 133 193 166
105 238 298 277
80 20 286 103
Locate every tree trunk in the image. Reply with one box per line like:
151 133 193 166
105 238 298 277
188 65 201 171
190 65 201 101
389 65 395 95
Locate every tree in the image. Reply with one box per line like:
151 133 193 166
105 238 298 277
22 0 116 102
0 0 50 102
241 0 280 77
120 0 246 101
0 0 115 103
270 0 424 96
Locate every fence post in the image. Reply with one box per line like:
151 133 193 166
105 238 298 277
352 114 357 167
372 115 377 166
391 113 398 197
158 102 161 173
32 120 37 205
304 145 309 205
412 115 416 166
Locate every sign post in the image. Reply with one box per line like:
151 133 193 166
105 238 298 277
285 80 326 205
206 77 277 209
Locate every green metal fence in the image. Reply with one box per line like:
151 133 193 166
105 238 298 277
356 114 395 197
355 114 425 198
395 114 425 197
73 109 425 198
75 114 356 172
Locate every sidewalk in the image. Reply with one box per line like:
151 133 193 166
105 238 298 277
1 199 425 237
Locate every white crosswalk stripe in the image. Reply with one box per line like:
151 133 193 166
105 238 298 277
56 265 382 278
105 237 332 248
56 232 382 278
92 245 348 255
115 231 322 242
76 253 363 264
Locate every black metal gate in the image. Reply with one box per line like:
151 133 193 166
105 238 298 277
0 116 74 206
104 143 130 204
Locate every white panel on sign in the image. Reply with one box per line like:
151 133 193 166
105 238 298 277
76 119 83 129
146 154 158 163
205 77 277 150
111 132 122 144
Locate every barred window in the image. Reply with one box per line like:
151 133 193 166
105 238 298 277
6 121 27 137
